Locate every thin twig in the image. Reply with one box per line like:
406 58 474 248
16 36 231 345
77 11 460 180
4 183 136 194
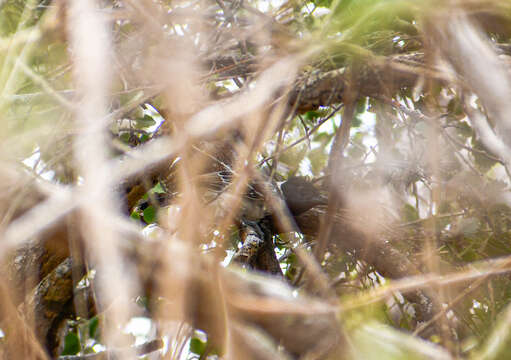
258 104 343 166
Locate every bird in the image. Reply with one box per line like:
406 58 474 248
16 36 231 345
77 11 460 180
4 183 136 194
240 176 328 220
203 173 328 222
280 176 328 216
232 176 328 274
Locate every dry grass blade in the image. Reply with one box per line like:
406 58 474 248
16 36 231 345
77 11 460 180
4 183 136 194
341 255 511 311
67 1 139 356
434 13 511 166
6 1 511 359
445 14 511 137
474 300 511 360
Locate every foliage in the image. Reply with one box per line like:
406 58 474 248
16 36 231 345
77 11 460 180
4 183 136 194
3 0 511 359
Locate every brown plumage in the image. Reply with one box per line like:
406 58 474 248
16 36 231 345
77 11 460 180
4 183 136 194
281 177 328 216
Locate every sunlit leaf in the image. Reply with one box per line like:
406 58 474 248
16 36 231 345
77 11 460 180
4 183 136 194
89 317 99 338
61 332 80 356
143 206 156 224
135 114 156 129
190 337 207 355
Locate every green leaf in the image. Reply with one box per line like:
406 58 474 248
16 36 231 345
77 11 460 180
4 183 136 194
279 143 308 172
88 317 99 338
304 110 321 121
352 114 363 128
135 114 156 129
120 132 131 144
152 182 166 194
309 147 328 175
356 97 368 113
190 337 207 355
143 205 156 223
136 296 149 309
461 248 478 263
61 332 81 355
315 0 333 8
313 131 333 145
130 211 141 220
